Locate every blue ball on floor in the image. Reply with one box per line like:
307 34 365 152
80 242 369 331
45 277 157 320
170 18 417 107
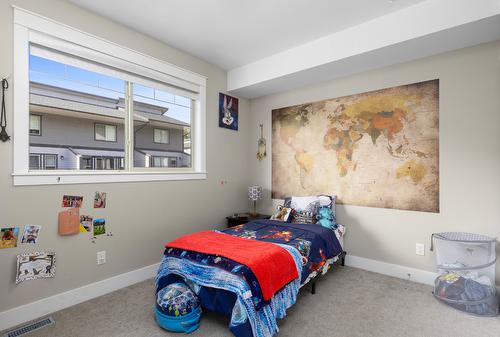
155 282 202 334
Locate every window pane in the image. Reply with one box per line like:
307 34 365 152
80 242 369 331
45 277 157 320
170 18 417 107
29 115 41 135
29 48 125 171
29 155 40 170
106 125 117 141
154 129 169 144
133 83 191 168
44 155 57 169
95 124 106 140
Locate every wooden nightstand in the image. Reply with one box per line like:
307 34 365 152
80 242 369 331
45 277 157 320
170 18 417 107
226 213 271 228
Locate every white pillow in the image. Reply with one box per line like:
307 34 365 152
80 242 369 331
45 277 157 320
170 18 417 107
290 196 320 212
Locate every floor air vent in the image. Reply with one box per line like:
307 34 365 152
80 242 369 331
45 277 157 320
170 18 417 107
3 317 55 337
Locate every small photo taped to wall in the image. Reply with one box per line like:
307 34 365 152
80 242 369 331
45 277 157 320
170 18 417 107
93 192 106 208
93 218 106 236
80 215 93 233
62 195 84 208
21 225 41 244
0 227 19 249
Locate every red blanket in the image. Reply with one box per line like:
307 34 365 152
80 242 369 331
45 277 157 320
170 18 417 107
166 231 298 301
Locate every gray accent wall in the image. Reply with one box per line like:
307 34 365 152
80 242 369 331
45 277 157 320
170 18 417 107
0 0 252 314
248 40 500 284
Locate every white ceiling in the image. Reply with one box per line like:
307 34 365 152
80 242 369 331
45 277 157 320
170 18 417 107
68 0 500 98
68 0 425 70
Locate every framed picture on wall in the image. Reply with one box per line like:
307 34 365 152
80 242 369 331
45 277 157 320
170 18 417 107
219 93 238 131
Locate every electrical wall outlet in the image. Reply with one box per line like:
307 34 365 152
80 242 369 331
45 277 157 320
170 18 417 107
97 251 106 265
415 243 425 256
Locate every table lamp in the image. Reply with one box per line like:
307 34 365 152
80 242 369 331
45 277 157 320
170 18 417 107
248 186 262 216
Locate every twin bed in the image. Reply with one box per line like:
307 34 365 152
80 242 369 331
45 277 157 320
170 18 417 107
156 219 346 337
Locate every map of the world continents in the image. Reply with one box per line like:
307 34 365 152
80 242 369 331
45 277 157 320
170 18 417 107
272 79 439 213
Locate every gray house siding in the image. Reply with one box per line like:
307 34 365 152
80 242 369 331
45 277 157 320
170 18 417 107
30 113 184 153
30 113 125 150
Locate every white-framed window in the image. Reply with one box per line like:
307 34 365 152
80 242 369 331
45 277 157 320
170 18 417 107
153 128 169 144
29 114 41 135
95 124 117 142
12 7 206 186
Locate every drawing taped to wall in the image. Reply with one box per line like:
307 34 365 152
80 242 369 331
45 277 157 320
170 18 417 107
16 251 56 284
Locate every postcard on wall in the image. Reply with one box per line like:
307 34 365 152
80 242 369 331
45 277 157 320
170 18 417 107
79 215 93 233
58 208 80 236
93 218 106 236
20 225 41 244
93 192 106 208
16 251 56 284
62 195 84 208
0 227 19 249
219 93 238 131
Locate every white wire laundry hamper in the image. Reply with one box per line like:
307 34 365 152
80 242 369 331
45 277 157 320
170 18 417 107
431 232 498 316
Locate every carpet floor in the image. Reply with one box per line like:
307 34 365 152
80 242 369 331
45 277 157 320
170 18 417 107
4 266 500 337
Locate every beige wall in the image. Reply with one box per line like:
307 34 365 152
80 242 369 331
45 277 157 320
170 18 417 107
249 41 500 281
0 0 252 312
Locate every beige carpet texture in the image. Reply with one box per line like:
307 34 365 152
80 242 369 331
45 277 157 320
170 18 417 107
3 266 500 337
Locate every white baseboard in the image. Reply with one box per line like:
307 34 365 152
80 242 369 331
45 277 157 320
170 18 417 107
345 255 436 286
0 262 160 332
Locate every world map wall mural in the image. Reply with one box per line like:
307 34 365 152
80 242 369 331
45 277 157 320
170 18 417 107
272 79 439 213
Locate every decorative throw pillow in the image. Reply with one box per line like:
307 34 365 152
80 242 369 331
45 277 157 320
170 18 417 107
293 210 316 224
316 206 337 229
271 206 292 222
283 194 337 224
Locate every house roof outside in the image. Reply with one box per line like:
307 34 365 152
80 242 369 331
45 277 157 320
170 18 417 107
30 82 190 128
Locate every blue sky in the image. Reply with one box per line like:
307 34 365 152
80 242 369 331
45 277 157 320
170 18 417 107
29 54 191 124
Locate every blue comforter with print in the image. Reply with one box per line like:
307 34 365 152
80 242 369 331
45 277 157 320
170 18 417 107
156 220 343 337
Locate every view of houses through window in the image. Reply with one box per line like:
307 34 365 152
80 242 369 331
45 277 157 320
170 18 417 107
28 47 192 171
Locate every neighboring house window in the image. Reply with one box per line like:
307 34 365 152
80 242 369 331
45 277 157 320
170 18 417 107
29 154 57 170
29 154 40 170
151 156 177 168
80 156 124 170
95 124 117 142
80 157 93 170
29 114 41 135
13 9 206 185
153 128 169 144
44 154 57 169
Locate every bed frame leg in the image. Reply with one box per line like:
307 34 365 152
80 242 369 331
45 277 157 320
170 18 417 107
311 281 316 294
341 251 346 266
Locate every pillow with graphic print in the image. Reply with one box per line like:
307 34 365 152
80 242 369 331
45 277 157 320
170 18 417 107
292 210 316 224
270 206 292 222
284 194 337 225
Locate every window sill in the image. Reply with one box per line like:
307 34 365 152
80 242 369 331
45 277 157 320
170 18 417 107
12 171 207 186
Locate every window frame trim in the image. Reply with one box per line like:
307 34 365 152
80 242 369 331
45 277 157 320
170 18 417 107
12 6 207 186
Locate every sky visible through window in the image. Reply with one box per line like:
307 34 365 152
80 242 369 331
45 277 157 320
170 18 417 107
29 54 191 124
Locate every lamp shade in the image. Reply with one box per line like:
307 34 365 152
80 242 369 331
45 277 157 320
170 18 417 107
248 186 262 201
